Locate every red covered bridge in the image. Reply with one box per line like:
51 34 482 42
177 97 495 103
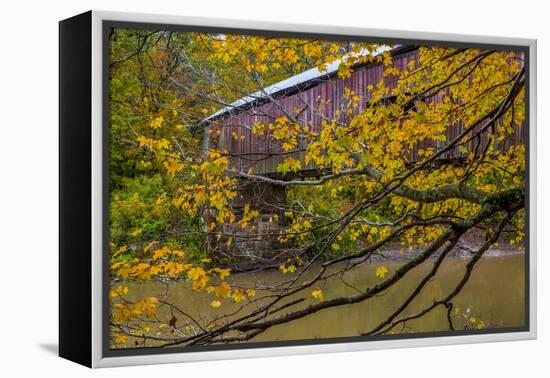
204 45 524 178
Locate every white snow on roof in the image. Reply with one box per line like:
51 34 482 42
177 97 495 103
203 45 394 121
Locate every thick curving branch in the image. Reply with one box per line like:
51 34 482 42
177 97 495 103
236 166 492 204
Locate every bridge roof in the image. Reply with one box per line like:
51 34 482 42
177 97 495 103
203 45 395 122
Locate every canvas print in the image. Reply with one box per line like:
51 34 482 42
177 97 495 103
107 26 527 351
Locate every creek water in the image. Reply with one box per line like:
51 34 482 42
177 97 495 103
121 252 525 345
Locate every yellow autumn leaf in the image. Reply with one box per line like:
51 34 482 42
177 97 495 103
311 289 324 301
282 141 296 151
109 285 128 299
117 267 130 280
210 300 221 308
187 266 206 281
130 228 142 237
225 237 233 247
136 135 149 147
149 116 164 129
152 248 168 261
143 240 156 253
232 289 246 303
171 249 185 257
113 245 128 257
214 282 232 298
113 333 128 344
187 267 209 290
375 265 389 278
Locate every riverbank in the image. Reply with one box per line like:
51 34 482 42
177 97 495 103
228 227 524 273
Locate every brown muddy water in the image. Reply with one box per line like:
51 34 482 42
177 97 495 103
120 252 525 346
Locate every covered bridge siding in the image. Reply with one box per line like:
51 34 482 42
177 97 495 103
204 46 525 264
206 46 524 177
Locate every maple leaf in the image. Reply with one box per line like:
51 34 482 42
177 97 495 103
232 289 246 303
143 241 156 253
149 116 164 129
214 282 232 298
311 289 324 301
113 245 128 257
375 265 389 278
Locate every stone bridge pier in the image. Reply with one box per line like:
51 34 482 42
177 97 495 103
209 180 290 269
